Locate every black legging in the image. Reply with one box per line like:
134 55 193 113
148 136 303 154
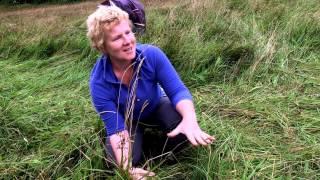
106 96 188 166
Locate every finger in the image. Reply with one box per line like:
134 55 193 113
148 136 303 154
197 130 214 145
185 132 199 146
136 170 155 176
201 132 215 143
132 168 155 176
147 171 155 177
132 174 146 180
167 126 181 138
201 131 215 140
201 135 213 145
195 133 209 146
130 171 154 180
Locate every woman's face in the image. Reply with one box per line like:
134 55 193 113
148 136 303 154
103 19 136 64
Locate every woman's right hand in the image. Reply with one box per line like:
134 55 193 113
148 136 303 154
129 167 155 180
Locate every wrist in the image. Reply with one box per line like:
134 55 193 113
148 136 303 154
109 130 130 167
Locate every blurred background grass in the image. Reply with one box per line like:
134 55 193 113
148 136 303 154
0 0 319 179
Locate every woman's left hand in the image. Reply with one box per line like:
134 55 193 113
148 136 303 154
167 117 215 146
129 167 155 180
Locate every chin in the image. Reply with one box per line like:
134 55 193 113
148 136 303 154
129 52 136 61
123 56 135 62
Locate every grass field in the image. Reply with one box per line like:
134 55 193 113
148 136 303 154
1 0 319 179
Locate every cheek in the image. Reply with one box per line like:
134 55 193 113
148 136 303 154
104 42 119 56
107 41 121 51
130 34 136 43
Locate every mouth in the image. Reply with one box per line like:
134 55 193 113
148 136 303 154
123 47 133 53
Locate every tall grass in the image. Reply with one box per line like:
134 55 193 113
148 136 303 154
1 0 319 179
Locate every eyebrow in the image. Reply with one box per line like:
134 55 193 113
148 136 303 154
110 33 122 40
110 29 131 40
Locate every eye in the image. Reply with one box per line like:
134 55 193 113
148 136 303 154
125 30 132 35
111 35 121 41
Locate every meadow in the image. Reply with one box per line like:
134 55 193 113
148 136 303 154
0 0 319 179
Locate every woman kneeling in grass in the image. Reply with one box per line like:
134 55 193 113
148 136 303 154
86 5 215 179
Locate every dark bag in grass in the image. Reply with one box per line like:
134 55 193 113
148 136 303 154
101 0 146 33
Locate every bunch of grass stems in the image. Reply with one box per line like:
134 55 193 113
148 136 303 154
115 51 180 178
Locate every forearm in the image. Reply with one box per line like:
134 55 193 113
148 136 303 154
109 130 131 169
171 99 215 146
176 99 198 124
109 130 156 178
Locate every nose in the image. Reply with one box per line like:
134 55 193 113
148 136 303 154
123 34 131 45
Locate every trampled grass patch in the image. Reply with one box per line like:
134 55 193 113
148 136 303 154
0 0 319 179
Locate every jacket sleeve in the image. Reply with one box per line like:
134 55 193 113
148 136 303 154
90 78 126 136
150 46 193 106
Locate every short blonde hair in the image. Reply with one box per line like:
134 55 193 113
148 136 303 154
86 5 129 53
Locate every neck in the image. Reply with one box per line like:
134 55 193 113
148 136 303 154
109 58 133 72
109 58 134 86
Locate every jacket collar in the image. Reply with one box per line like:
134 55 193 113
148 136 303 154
102 46 144 84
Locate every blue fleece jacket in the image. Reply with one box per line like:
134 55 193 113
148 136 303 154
89 44 192 136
